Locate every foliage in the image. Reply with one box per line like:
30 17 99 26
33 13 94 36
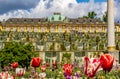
50 42 55 50
62 53 71 64
83 11 97 19
0 41 36 68
103 11 107 22
60 43 66 51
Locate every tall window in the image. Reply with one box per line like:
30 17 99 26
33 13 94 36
6 27 10 31
86 28 89 32
59 27 62 32
41 27 45 32
92 28 95 32
13 28 16 31
79 28 82 32
51 27 54 32
27 27 31 32
20 27 24 32
34 28 38 32
99 28 102 32
72 27 75 30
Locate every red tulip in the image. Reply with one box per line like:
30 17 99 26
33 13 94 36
31 57 41 67
11 62 18 69
99 54 114 72
63 64 73 76
46 63 49 67
52 61 57 66
41 65 46 72
84 56 102 77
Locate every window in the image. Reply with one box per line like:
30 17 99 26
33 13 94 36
41 27 45 32
51 27 54 32
34 28 38 32
20 27 24 32
99 28 102 32
79 28 82 32
92 28 95 32
6 27 10 31
72 27 75 30
59 28 62 32
27 27 31 32
86 28 89 32
13 28 16 31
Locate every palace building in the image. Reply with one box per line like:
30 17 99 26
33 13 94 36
0 12 120 65
0 12 120 33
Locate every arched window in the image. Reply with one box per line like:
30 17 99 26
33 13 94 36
20 27 24 32
27 27 31 32
86 28 89 32
92 28 95 32
41 27 45 32
34 28 38 32
79 28 82 32
13 28 16 31
6 27 10 31
51 27 54 32
59 27 62 32
99 28 102 32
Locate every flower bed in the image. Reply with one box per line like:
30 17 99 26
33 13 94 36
0 54 120 79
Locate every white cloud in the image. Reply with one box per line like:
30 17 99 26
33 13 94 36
0 0 119 22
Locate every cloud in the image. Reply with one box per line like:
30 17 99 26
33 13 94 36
0 0 39 14
0 0 119 22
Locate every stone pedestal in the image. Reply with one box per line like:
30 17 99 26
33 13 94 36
109 50 119 69
71 52 74 63
59 52 62 63
39 52 45 64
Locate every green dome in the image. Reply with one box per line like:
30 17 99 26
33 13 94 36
48 13 66 22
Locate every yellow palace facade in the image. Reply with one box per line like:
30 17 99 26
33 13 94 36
0 13 120 33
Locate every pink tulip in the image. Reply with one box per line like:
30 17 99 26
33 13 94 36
16 68 25 77
84 56 102 77
41 65 46 72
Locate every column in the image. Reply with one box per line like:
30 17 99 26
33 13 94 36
107 0 119 65
107 0 116 51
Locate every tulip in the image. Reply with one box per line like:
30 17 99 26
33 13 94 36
46 63 49 67
31 57 41 67
84 56 102 78
63 64 73 77
52 61 57 67
31 57 41 73
41 65 46 72
99 54 114 72
11 62 18 69
16 68 25 77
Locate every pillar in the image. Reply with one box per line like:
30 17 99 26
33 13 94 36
107 0 119 65
107 0 116 51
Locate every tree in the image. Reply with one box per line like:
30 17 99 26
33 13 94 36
88 11 97 19
0 42 36 68
83 11 97 19
103 11 107 22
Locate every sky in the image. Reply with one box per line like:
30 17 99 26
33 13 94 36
0 0 119 22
